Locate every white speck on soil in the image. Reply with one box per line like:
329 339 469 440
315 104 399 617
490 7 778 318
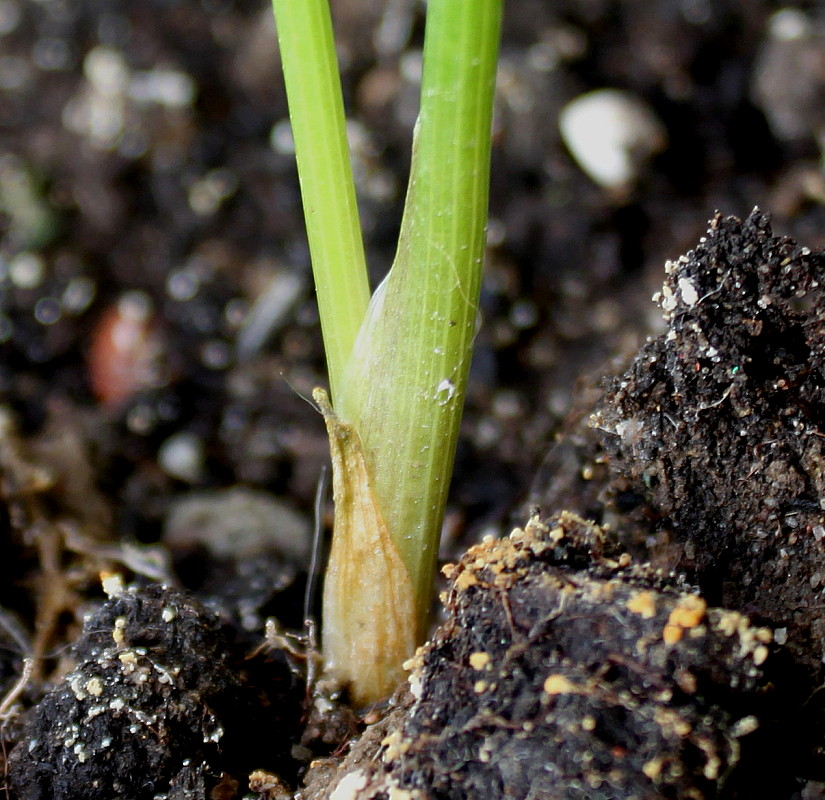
158 432 204 483
330 769 367 800
678 277 699 306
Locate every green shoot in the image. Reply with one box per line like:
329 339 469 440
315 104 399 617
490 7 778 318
335 0 501 643
272 0 502 704
271 0 369 400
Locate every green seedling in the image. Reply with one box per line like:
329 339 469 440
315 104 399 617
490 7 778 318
271 0 502 704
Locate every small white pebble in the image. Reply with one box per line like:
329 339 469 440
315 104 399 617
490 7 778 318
559 89 666 188
678 277 699 306
128 68 196 108
660 284 677 312
768 8 811 41
269 119 295 154
83 46 129 97
158 432 204 483
8 252 45 289
731 715 760 738
101 572 124 598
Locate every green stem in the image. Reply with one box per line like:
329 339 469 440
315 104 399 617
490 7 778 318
271 0 370 400
338 0 503 631
273 0 502 703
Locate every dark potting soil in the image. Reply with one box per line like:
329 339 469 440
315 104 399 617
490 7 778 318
301 514 798 800
6 583 303 800
2 1 825 799
533 209 825 791
598 210 825 677
538 210 825 680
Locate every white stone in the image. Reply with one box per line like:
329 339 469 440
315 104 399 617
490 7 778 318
769 8 810 41
83 46 129 97
678 277 699 306
164 487 310 561
158 432 204 483
559 89 666 188
128 69 196 108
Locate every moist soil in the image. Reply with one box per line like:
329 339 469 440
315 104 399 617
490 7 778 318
2 1 825 799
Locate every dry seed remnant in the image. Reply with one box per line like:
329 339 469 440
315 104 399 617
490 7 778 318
321 512 781 800
314 388 417 705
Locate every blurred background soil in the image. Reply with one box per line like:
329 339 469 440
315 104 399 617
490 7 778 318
0 0 824 758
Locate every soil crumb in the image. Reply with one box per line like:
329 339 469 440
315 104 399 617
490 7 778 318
594 209 825 679
8 583 302 800
306 513 792 800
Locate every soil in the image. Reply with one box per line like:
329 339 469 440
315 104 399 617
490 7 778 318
307 513 796 800
2 1 825 799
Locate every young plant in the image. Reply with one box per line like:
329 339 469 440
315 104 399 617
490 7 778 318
271 0 502 704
